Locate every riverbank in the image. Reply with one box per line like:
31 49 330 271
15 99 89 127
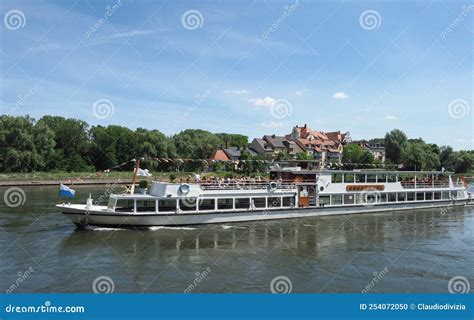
0 171 266 186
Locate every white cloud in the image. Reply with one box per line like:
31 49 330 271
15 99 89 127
384 115 398 120
332 92 350 100
248 96 276 107
105 30 158 40
260 121 284 128
224 89 249 95
296 90 304 96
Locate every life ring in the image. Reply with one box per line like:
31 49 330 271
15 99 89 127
268 181 278 192
179 183 191 195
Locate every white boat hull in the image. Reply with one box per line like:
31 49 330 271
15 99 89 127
58 200 472 228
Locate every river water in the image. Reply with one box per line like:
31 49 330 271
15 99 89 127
1 185 473 293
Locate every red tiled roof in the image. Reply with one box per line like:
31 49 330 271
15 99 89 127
210 149 229 161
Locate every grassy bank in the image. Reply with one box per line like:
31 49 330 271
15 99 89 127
0 171 269 182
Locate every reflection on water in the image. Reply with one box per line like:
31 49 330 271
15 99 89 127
0 186 473 293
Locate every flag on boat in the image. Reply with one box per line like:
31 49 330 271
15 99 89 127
136 168 152 177
59 184 75 197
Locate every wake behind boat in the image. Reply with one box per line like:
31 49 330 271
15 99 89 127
57 164 473 228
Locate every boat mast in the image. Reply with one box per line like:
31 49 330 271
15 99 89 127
130 158 141 194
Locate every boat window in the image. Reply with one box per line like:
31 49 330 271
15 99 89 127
331 195 343 205
107 198 116 210
199 199 215 211
235 198 250 209
367 174 376 183
218 198 233 210
136 200 156 212
425 192 433 200
268 197 281 208
344 174 354 183
380 193 387 202
416 193 424 201
282 196 295 207
344 194 354 204
115 199 134 212
332 173 343 183
407 193 415 201
398 193 406 202
158 199 176 212
377 174 386 183
319 196 330 206
252 198 266 208
434 192 441 200
355 174 365 183
387 175 396 183
388 193 397 202
441 191 450 200
179 199 197 211
456 191 464 198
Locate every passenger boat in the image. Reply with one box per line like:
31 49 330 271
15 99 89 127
57 165 473 228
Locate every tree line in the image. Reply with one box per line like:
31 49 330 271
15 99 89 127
0 115 247 173
341 129 473 174
0 115 472 174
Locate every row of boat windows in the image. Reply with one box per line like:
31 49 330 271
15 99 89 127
318 191 462 206
112 196 296 213
331 173 445 183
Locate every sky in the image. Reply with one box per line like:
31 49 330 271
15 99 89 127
0 0 472 150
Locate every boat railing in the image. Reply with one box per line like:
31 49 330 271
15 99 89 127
400 181 450 189
199 180 297 191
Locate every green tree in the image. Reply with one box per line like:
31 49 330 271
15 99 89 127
89 125 140 170
384 129 407 164
38 116 91 171
0 115 54 172
216 133 248 148
445 151 473 173
342 144 373 166
275 150 291 161
172 129 222 159
439 146 453 168
296 152 314 161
